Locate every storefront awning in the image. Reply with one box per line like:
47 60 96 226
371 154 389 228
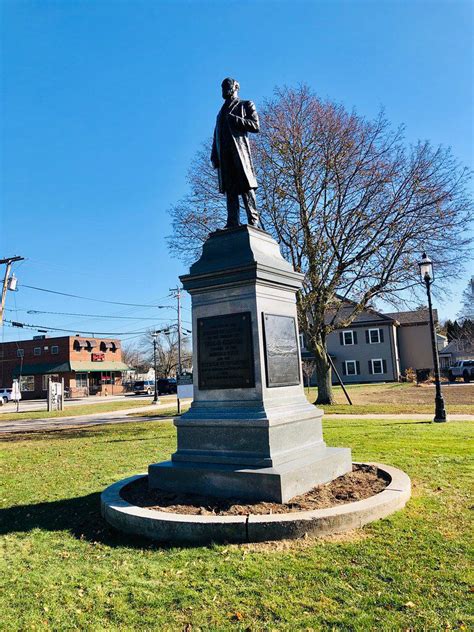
70 361 129 372
13 362 71 376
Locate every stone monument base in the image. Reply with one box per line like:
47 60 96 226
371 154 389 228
147 224 352 505
149 446 351 504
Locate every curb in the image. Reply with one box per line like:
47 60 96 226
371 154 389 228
101 463 411 545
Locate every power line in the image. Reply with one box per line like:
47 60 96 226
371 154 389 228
19 284 175 308
4 319 153 336
6 308 173 321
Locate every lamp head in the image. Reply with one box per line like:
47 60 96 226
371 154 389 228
419 252 433 282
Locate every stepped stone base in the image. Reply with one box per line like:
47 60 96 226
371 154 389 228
148 447 352 504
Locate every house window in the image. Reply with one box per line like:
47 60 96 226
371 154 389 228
51 346 59 355
370 329 380 343
344 360 359 376
34 347 41 356
42 374 59 390
299 333 306 351
20 375 35 391
17 349 24 358
340 330 357 345
366 328 384 344
370 359 387 375
75 372 88 388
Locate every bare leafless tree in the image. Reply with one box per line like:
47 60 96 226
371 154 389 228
167 85 473 404
458 277 474 322
141 327 192 378
121 343 150 374
301 359 316 393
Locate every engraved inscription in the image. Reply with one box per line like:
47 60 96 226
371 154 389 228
198 312 255 390
263 314 300 387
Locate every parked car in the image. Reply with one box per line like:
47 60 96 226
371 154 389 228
132 380 155 395
157 378 177 395
0 387 22 404
448 360 474 383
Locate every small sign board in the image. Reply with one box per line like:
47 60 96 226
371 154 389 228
263 313 301 387
177 374 193 386
47 379 64 411
11 379 21 401
177 373 193 399
91 353 105 362
197 312 255 390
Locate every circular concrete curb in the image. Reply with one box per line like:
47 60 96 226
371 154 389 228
101 463 411 545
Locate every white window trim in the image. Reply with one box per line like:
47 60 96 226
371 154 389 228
299 333 306 351
33 347 41 356
75 372 88 388
20 375 35 391
371 358 384 374
42 374 59 390
342 330 355 346
345 360 358 376
368 328 381 344
51 345 59 355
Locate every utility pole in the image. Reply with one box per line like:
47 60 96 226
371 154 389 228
151 331 160 405
169 286 183 413
0 256 24 326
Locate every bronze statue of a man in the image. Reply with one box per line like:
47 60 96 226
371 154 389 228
211 78 260 228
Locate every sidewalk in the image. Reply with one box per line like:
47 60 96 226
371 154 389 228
1 406 472 435
0 402 176 435
324 413 474 421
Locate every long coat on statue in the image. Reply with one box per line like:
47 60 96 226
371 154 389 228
211 98 259 195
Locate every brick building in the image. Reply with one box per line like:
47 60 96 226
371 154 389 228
0 335 129 399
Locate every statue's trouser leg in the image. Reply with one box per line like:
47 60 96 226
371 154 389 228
242 190 259 227
226 193 240 227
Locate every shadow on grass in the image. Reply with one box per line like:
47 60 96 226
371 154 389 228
0 492 174 550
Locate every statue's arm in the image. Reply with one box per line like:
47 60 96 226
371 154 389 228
211 128 219 168
228 101 260 133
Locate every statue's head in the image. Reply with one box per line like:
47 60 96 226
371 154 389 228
221 77 239 100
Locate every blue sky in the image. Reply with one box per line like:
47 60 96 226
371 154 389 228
1 0 472 344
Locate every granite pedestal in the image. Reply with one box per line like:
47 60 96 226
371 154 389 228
149 225 351 503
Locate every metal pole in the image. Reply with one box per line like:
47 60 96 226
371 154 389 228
177 288 182 377
0 256 24 326
327 353 353 406
152 335 159 404
425 277 447 422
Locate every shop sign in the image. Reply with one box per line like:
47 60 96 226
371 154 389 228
91 353 105 362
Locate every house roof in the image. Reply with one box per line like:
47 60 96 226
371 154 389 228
70 361 130 372
326 303 396 327
13 361 130 375
439 339 474 356
13 362 71 376
385 309 438 325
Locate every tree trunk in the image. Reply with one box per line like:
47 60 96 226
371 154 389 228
312 339 335 405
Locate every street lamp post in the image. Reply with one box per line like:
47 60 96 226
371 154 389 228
418 253 447 423
152 331 160 405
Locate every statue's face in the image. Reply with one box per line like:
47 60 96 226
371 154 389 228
221 79 237 100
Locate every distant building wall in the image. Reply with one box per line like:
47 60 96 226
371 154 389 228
327 323 399 383
396 324 433 373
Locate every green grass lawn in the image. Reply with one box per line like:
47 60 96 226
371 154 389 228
1 418 472 630
304 382 474 415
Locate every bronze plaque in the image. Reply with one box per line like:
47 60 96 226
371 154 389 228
198 312 255 390
263 314 301 387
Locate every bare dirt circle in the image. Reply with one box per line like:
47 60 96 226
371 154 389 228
120 464 388 516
